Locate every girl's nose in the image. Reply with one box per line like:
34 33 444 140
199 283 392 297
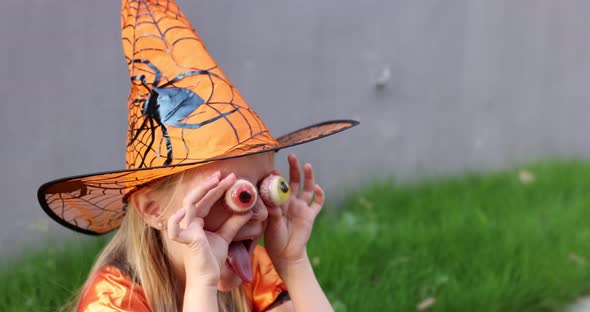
250 199 268 221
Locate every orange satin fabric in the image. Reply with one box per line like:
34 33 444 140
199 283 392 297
77 266 150 312
243 246 288 312
78 246 286 312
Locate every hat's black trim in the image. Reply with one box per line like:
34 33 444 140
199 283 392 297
275 119 360 149
37 187 102 235
37 119 359 235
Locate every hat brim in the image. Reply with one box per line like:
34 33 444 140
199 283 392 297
38 120 358 235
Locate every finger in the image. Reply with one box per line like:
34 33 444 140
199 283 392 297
265 194 287 218
167 208 186 242
193 173 236 219
309 184 325 215
281 197 292 216
265 206 286 237
288 154 302 196
299 163 315 204
300 191 314 208
302 163 315 193
271 169 282 176
215 211 253 243
267 204 283 219
184 171 221 220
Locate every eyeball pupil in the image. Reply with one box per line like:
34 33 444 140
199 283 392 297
280 181 289 193
239 191 252 203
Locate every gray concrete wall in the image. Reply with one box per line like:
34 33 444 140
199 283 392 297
2 0 590 254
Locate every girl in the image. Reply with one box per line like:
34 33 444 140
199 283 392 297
37 0 357 311
74 152 331 311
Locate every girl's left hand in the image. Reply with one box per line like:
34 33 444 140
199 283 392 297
264 153 325 273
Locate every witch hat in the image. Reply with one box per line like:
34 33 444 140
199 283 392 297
37 0 358 235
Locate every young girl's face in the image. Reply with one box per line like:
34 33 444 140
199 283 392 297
160 152 275 291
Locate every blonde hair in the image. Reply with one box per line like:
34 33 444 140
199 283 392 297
65 173 251 312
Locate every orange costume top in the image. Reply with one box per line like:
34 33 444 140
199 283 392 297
78 246 287 312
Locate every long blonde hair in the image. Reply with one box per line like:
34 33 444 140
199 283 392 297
65 173 251 312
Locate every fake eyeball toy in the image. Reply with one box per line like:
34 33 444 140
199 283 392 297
260 175 291 207
225 179 258 214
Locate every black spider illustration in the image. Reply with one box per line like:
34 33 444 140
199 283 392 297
128 59 237 167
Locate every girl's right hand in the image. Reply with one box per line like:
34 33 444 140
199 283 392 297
166 171 253 287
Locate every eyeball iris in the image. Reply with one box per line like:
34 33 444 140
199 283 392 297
225 179 258 213
260 175 291 206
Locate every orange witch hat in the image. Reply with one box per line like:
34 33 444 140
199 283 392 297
37 0 358 235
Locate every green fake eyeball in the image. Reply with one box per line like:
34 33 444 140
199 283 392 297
260 175 291 206
225 179 258 214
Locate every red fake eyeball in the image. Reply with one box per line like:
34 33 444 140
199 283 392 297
225 179 258 214
260 174 291 207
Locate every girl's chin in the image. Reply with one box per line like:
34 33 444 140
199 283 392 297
217 266 243 292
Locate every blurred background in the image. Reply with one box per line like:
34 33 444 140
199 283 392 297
3 0 590 254
2 0 590 310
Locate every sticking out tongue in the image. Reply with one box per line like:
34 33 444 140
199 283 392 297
227 241 253 283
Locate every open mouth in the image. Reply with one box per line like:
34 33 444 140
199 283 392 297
226 237 258 283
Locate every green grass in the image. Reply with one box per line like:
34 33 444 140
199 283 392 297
4 161 590 311
0 237 109 312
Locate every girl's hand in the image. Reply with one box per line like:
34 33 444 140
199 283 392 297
264 154 325 273
167 171 253 287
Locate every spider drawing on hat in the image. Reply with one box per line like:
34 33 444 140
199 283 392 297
37 0 358 311
127 58 238 167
